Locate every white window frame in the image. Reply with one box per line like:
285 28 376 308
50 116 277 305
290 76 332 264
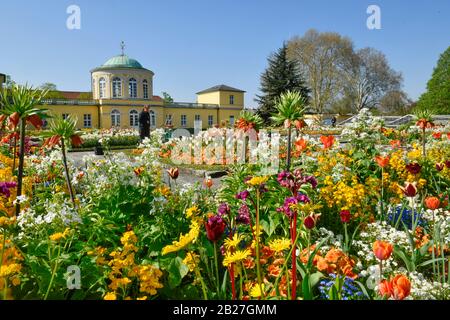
208 115 213 127
229 95 234 105
143 80 149 99
195 114 201 121
150 110 156 127
111 109 121 127
83 114 92 128
181 114 187 127
129 109 139 127
129 78 137 98
229 115 235 125
165 114 173 126
99 77 106 99
112 77 122 98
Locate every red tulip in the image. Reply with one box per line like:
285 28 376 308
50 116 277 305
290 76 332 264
167 167 179 180
304 213 321 229
205 215 226 242
399 182 418 198
416 119 434 129
26 114 43 129
320 135 335 149
70 135 83 147
340 210 351 223
424 196 440 210
375 155 390 168
294 138 308 152
405 162 421 175
432 132 442 139
436 163 445 171
373 240 393 261
446 160 450 168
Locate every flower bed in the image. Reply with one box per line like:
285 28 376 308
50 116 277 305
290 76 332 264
0 109 449 300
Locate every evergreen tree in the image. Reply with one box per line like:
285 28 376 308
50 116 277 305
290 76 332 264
255 44 310 124
417 46 450 114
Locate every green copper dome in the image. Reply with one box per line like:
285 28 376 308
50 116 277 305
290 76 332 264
101 54 143 69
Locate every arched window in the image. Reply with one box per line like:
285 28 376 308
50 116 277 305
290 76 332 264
129 78 137 98
129 109 139 127
150 110 156 127
111 109 121 127
112 77 122 98
143 80 149 99
99 77 106 98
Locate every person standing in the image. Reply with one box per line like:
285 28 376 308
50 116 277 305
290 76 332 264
139 105 151 141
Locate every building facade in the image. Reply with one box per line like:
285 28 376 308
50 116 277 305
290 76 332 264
37 53 245 130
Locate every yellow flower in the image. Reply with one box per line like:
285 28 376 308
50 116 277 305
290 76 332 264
246 176 269 186
250 283 265 298
224 233 243 250
120 231 138 245
0 263 21 277
103 292 117 300
137 296 147 300
223 249 251 267
183 251 200 272
185 206 200 219
49 228 71 242
269 238 291 253
162 220 200 255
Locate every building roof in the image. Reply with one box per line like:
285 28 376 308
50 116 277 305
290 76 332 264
91 54 153 73
59 91 90 99
196 84 246 95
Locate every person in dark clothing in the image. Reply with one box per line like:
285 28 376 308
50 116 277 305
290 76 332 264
139 106 151 141
331 116 337 127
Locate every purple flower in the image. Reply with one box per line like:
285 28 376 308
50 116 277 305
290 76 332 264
0 181 17 198
303 176 318 189
296 193 310 203
218 202 231 216
277 193 309 218
236 204 251 225
205 215 226 242
236 190 250 201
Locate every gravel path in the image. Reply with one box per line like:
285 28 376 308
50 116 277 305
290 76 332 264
67 150 226 189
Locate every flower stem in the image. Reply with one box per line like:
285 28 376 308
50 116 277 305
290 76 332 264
291 212 297 300
255 189 264 299
44 244 61 300
213 242 220 298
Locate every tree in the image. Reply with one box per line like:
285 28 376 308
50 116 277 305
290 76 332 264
39 82 57 91
271 90 307 171
43 115 83 205
379 90 413 115
287 29 354 115
0 84 47 215
162 92 174 104
417 46 450 114
255 44 309 124
341 47 402 112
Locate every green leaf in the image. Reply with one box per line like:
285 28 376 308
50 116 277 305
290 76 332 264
167 256 189 288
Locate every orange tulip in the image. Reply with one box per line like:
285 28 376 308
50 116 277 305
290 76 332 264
70 135 83 147
378 279 393 298
203 177 213 188
373 240 393 260
320 135 334 149
390 139 401 149
8 112 20 130
424 196 440 210
294 119 307 130
432 132 442 139
390 274 411 300
375 155 390 168
294 138 307 152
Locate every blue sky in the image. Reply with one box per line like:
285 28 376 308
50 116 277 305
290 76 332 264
0 0 449 107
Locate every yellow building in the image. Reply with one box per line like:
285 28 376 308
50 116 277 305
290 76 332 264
38 51 245 130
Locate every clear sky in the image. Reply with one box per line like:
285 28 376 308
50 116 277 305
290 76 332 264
0 0 449 107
